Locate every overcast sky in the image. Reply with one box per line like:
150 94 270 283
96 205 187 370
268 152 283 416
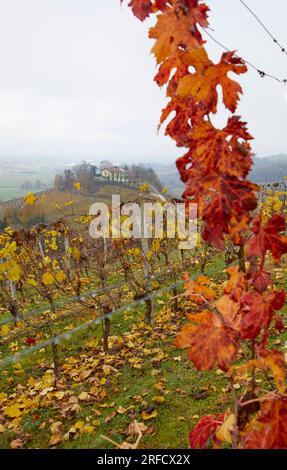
0 0 286 163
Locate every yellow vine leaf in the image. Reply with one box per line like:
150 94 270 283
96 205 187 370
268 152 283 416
4 405 22 418
42 272 54 286
24 192 37 205
7 263 21 282
216 413 236 444
1 325 9 337
55 270 66 283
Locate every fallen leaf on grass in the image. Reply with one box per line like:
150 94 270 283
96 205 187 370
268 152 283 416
117 406 127 415
141 410 157 420
49 435 63 447
104 412 116 423
5 405 22 418
178 416 186 422
173 356 182 362
49 421 64 447
0 392 8 404
10 438 25 449
40 387 54 397
126 421 147 436
191 388 210 400
153 382 165 393
50 421 64 435
78 392 91 401
152 396 165 404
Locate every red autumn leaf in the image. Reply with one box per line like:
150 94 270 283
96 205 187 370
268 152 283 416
177 117 253 178
189 414 225 449
159 95 205 148
268 289 286 311
26 337 36 345
177 50 247 113
274 313 284 333
126 0 153 21
240 396 287 449
251 269 273 293
247 213 287 262
239 290 285 340
154 0 169 11
176 310 238 371
157 55 207 146
181 172 258 249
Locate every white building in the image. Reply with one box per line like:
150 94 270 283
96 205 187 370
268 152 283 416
101 167 128 183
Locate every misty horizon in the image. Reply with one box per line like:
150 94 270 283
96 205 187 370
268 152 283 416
1 153 287 165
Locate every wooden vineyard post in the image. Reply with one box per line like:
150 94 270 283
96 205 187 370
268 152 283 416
140 194 154 324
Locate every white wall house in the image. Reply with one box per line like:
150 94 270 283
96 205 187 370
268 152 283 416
101 167 129 183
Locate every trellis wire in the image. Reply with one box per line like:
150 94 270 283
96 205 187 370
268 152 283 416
0 250 195 327
0 256 233 368
203 28 287 84
0 280 125 327
238 0 287 56
0 278 185 368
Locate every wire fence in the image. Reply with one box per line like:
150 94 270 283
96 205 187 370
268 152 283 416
239 0 287 56
0 280 125 327
0 278 183 368
203 27 287 84
0 257 232 369
0 254 189 328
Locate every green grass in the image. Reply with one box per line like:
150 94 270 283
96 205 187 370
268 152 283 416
0 171 55 202
0 307 229 449
0 256 228 449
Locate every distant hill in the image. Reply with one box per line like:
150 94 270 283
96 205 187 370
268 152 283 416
151 155 287 196
251 155 287 183
0 184 139 227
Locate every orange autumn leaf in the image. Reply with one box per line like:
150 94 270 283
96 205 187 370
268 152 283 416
250 350 286 394
149 4 209 64
215 295 241 329
183 274 216 304
181 117 253 179
229 214 250 245
224 266 247 302
176 310 238 371
177 50 247 113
